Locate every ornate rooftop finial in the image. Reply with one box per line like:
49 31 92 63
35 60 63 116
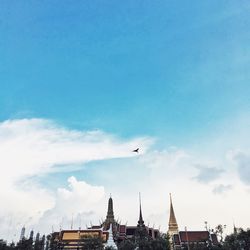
168 193 179 235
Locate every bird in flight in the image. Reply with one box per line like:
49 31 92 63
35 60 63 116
132 148 139 153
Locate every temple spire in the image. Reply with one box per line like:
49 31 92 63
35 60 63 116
168 193 179 235
135 193 148 242
138 193 145 227
103 195 115 230
106 195 114 221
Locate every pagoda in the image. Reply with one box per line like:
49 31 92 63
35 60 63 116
168 193 179 236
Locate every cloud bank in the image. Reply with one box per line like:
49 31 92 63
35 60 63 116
1 116 250 242
0 118 152 241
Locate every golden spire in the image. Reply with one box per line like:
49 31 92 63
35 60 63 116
168 193 178 234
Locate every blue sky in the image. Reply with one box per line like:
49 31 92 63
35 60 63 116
1 0 250 240
1 1 250 142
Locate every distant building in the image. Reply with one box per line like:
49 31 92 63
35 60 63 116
52 195 160 249
173 230 219 249
89 195 160 242
55 228 108 249
167 194 219 249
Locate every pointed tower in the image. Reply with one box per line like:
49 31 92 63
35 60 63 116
103 195 115 230
135 193 148 240
137 193 145 228
168 193 179 236
106 195 115 221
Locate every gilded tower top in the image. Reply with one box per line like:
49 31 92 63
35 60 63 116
168 193 179 235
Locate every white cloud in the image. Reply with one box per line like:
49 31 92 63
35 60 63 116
0 118 152 180
1 115 250 242
193 165 224 183
213 184 232 194
139 148 189 170
0 118 152 241
55 176 105 215
37 176 105 233
229 150 250 185
96 143 250 235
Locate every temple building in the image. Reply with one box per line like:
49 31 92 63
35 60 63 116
51 195 160 249
89 195 160 242
167 194 219 249
50 229 108 249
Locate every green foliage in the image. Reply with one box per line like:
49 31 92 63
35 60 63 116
48 233 59 250
150 234 170 250
16 238 33 250
214 224 226 243
223 228 250 250
0 240 8 250
80 236 104 250
118 240 136 250
34 235 45 250
118 233 170 250
0 235 47 250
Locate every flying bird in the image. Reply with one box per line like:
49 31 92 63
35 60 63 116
132 148 139 153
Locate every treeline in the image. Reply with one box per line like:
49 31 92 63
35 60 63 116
0 233 170 250
0 233 46 250
183 227 250 250
223 228 250 250
1 227 250 250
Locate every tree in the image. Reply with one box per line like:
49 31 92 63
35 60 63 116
118 233 170 250
214 224 226 243
0 240 7 250
34 234 45 250
223 228 250 250
47 233 60 250
150 233 170 250
118 240 136 250
80 236 103 250
9 243 15 249
16 238 33 250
